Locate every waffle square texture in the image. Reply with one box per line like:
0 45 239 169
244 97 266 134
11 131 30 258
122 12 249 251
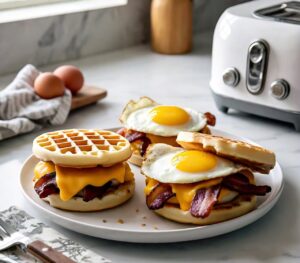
33 129 132 167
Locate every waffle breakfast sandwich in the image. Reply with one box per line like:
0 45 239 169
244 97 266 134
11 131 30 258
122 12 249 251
141 131 275 225
32 129 135 211
118 97 216 166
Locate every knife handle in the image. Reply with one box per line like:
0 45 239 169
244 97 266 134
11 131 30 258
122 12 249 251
27 240 76 263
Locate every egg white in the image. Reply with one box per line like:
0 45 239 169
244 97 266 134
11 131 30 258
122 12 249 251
141 144 246 184
124 106 207 136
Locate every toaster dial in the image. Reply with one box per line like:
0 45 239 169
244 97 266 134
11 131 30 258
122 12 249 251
270 79 290 100
223 68 240 87
246 40 269 95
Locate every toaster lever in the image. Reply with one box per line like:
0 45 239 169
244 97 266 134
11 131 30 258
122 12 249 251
246 40 269 94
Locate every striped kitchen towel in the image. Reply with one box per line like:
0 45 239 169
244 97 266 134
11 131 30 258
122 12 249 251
0 64 72 141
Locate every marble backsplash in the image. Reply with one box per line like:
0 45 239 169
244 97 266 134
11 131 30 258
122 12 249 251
0 0 249 76
0 0 151 75
193 0 250 33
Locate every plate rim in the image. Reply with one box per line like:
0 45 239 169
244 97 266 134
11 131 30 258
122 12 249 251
19 128 284 240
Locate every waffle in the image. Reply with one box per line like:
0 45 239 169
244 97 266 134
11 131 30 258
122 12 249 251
33 129 132 167
176 131 276 174
120 96 157 124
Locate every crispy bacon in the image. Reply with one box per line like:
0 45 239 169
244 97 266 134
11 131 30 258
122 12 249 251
34 172 59 198
232 173 250 183
120 129 151 156
125 131 145 143
146 183 175 210
223 174 271 196
140 136 151 156
116 127 126 137
34 173 115 201
117 128 145 143
145 173 271 218
190 185 221 218
204 112 216 126
82 182 113 202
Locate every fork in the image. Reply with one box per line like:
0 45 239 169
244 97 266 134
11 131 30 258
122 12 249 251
0 218 75 263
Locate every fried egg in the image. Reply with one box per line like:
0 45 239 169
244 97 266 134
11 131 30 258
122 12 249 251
141 144 246 184
124 105 207 136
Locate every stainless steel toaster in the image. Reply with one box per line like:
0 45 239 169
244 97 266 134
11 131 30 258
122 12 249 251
210 0 300 131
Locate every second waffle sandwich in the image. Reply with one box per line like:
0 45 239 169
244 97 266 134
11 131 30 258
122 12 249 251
118 97 216 167
141 131 275 225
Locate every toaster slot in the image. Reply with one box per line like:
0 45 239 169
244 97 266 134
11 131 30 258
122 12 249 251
246 40 269 95
254 1 300 24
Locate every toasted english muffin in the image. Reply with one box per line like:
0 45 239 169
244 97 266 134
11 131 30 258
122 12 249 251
43 180 135 212
128 153 144 167
155 195 256 225
176 131 276 174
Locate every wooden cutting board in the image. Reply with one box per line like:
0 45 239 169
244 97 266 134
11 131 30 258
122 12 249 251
71 85 107 110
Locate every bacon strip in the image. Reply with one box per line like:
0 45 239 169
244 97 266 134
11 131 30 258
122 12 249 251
125 131 145 143
146 173 271 218
204 112 216 126
34 173 115 201
223 174 271 196
146 184 175 210
190 185 221 218
140 136 151 156
34 172 59 198
116 127 126 137
117 128 146 143
82 182 113 202
120 129 151 156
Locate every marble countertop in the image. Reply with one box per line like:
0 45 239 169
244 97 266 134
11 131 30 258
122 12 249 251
0 42 299 263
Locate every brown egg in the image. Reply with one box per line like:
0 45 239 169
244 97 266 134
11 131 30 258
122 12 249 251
54 65 84 95
34 72 65 99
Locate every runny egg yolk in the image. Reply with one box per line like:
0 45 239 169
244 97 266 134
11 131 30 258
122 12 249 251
149 106 190 126
171 150 217 173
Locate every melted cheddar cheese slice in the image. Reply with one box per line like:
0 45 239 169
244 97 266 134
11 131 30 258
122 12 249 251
145 177 237 211
34 161 55 181
171 179 223 210
56 163 126 201
34 161 134 201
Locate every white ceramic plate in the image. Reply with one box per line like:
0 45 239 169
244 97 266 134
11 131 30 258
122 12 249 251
20 128 283 243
